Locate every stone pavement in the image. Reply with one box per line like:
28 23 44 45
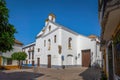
0 67 101 80
35 67 101 80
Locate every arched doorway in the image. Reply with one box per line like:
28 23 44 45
67 54 73 65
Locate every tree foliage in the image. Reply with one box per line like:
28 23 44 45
11 52 27 68
11 52 27 61
0 0 16 52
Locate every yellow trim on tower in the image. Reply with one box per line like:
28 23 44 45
49 13 56 18
45 19 49 22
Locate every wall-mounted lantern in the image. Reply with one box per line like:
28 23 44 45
78 53 80 58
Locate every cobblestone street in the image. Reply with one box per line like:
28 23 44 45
0 67 101 80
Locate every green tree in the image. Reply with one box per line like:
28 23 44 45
11 52 27 69
0 0 16 52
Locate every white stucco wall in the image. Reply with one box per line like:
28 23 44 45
35 24 62 66
2 44 22 66
23 43 35 65
2 44 22 58
76 35 102 67
60 29 78 66
43 22 58 36
23 16 102 68
77 35 93 66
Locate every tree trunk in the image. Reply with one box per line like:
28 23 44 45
18 60 21 69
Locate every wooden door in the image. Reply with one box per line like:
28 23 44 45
48 55 51 68
82 49 91 67
32 61 34 66
37 58 40 66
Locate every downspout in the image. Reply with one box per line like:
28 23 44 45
112 40 115 80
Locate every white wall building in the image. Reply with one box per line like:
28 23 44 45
23 14 102 68
22 42 35 66
0 40 23 69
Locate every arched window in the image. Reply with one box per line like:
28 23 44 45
54 35 56 43
48 39 51 50
68 37 72 49
48 25 51 31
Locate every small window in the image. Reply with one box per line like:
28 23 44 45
38 48 40 52
48 25 51 31
44 40 46 47
54 35 56 43
58 45 62 54
32 51 34 59
68 37 72 49
29 52 31 59
48 39 51 50
7 59 12 65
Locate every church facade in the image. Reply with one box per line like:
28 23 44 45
23 14 102 68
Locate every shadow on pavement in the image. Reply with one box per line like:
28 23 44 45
79 67 101 80
0 71 44 80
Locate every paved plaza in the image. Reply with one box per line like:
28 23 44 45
0 67 101 80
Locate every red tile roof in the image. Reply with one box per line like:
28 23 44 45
14 40 23 45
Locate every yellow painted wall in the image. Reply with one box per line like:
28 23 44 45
0 56 19 70
4 65 19 70
104 52 107 74
103 50 108 78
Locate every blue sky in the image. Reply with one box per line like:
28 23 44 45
6 0 101 45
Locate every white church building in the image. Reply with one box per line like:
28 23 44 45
23 14 102 68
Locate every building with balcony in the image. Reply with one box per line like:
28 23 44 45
23 14 102 68
22 42 35 66
98 0 120 80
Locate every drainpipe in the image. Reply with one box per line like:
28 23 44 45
112 41 115 80
96 39 98 66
